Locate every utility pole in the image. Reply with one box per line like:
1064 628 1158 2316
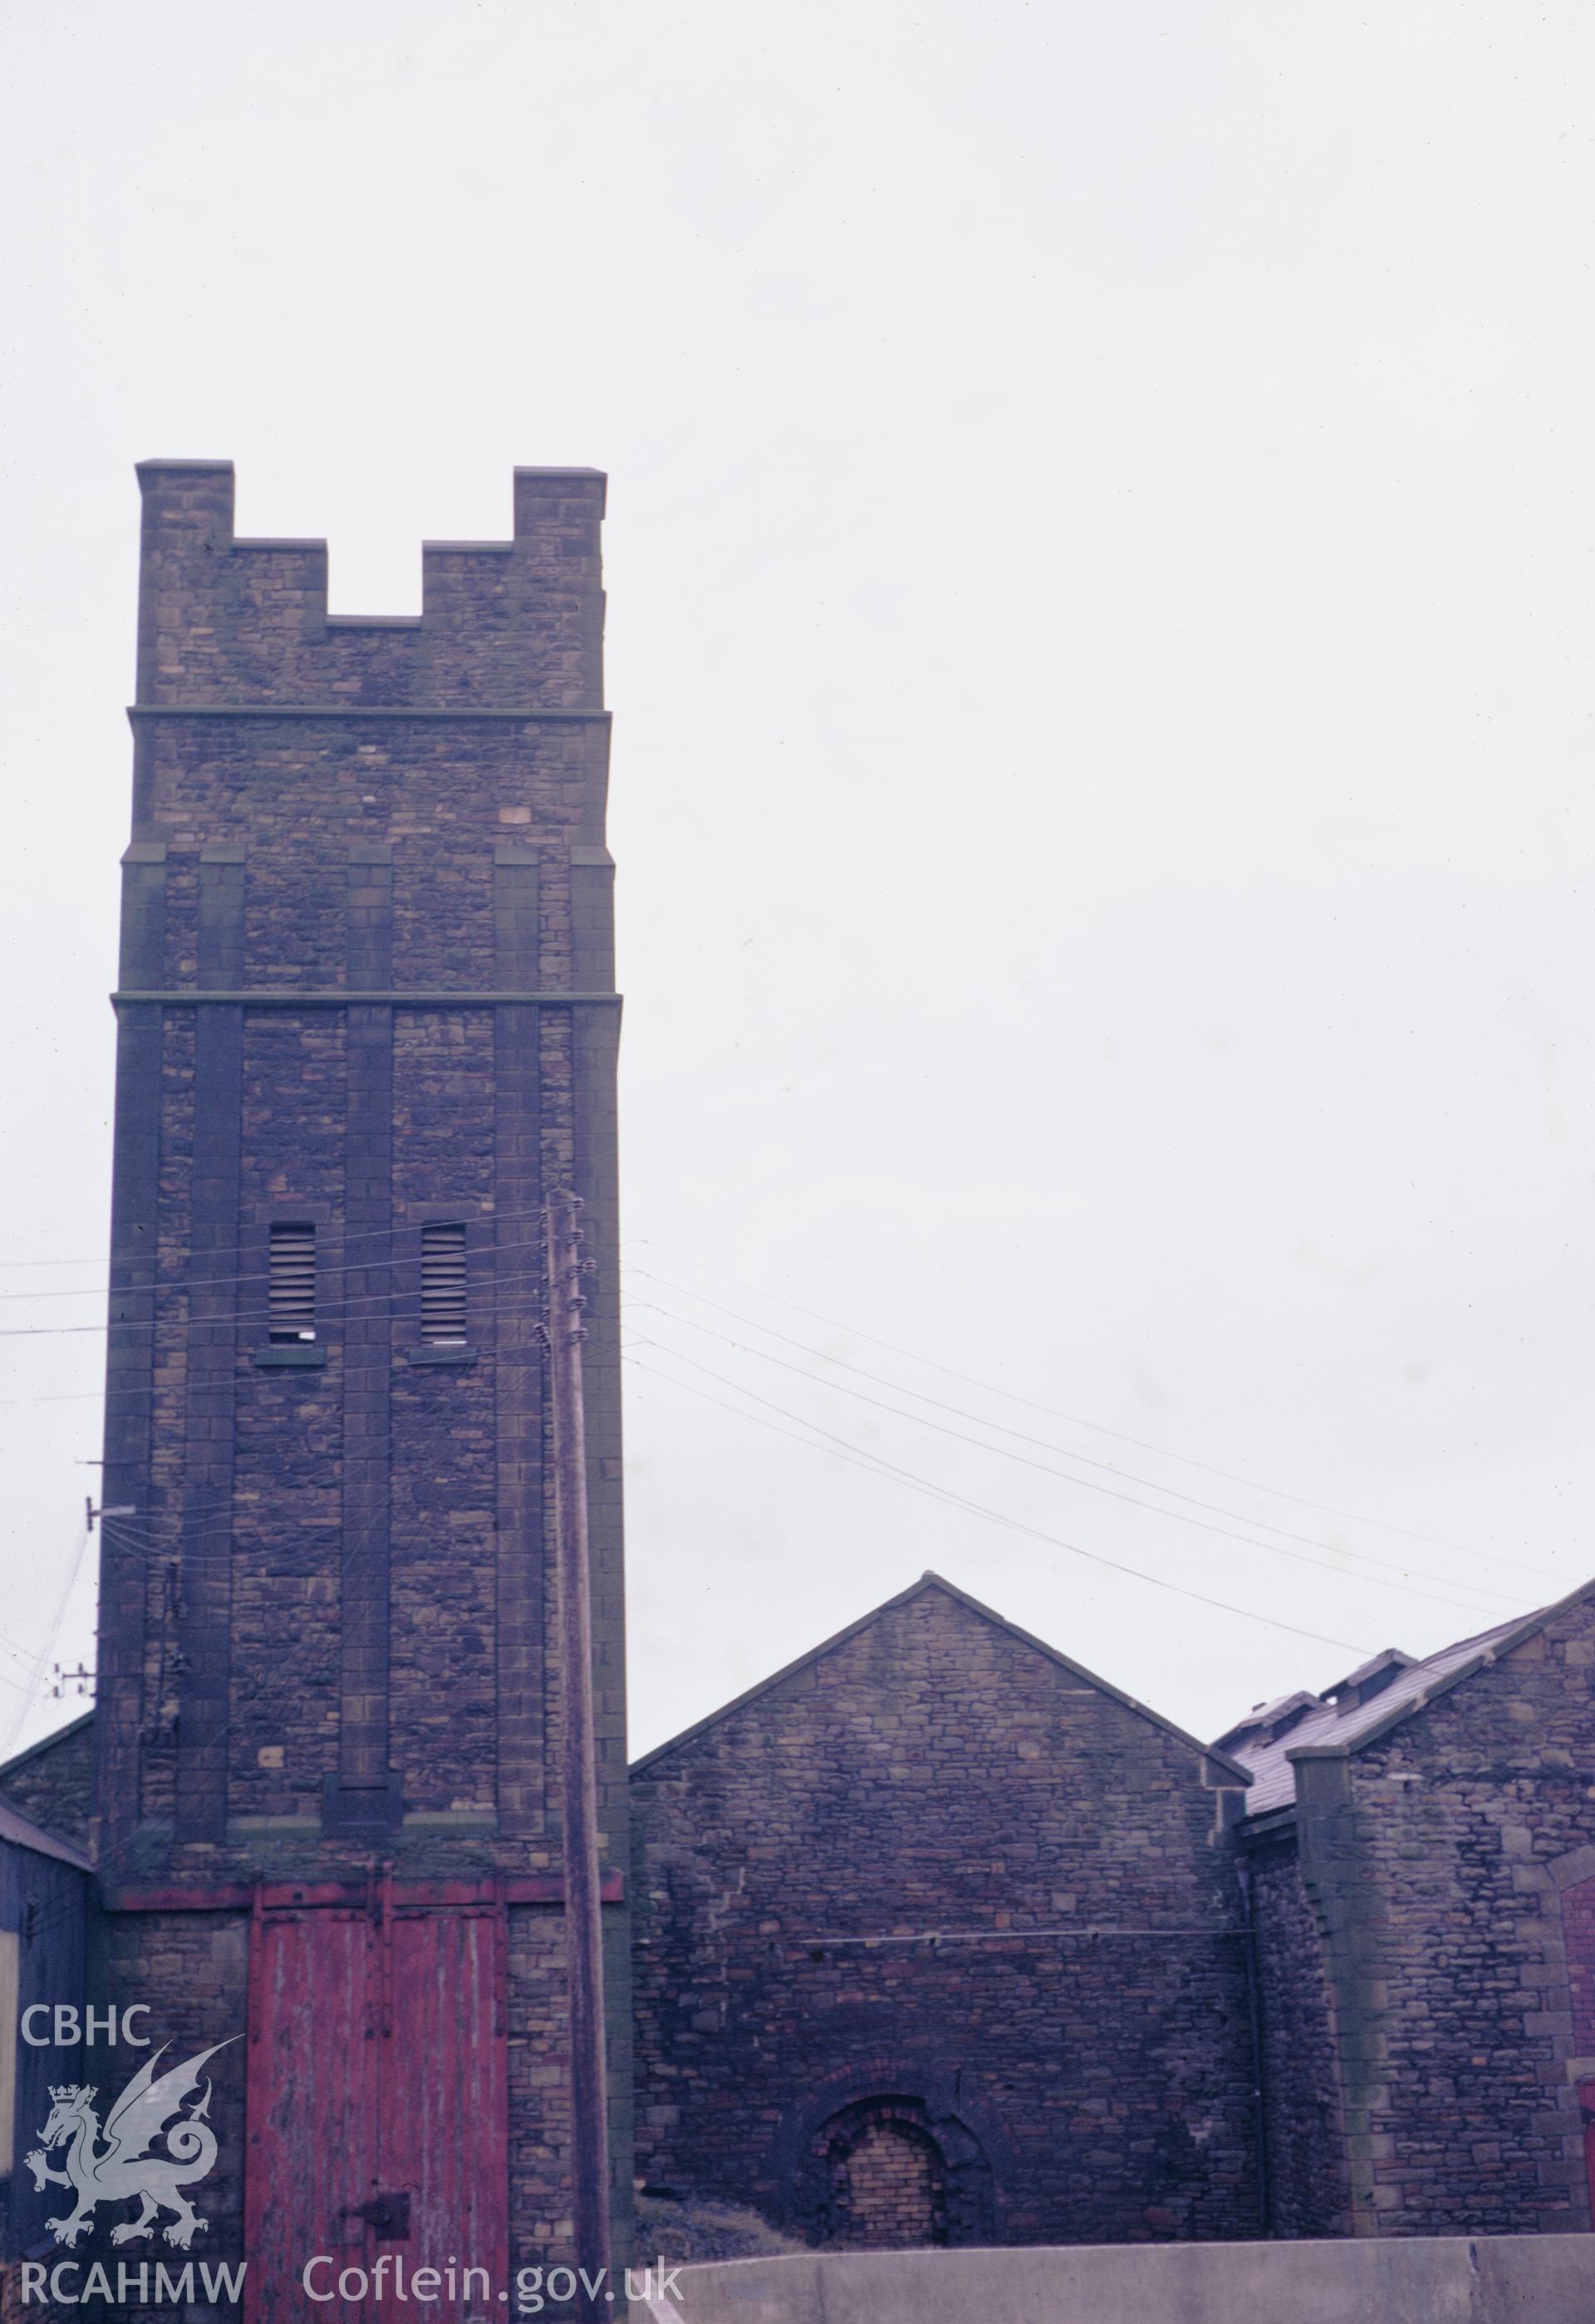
545 1188 612 2322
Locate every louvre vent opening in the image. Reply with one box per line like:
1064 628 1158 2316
420 1222 469 1344
267 1223 317 1342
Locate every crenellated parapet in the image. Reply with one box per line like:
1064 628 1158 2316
134 459 606 710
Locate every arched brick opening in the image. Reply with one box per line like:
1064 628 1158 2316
769 2056 1010 2248
821 2101 945 2248
794 2093 994 2249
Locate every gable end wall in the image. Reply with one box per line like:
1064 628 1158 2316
631 1586 1260 2246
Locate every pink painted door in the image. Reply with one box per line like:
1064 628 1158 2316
244 1896 508 2323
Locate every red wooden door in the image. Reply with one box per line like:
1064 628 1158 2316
243 1891 508 2324
375 1904 508 2302
245 1907 374 2316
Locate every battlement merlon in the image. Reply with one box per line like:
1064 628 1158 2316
133 461 606 713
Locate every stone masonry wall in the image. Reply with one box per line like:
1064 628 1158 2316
631 1579 1259 2248
0 1717 94 1850
1298 1589 1595 2238
132 464 603 714
89 1909 250 2318
1245 1832 1349 2236
89 460 631 2276
98 460 625 1889
110 715 617 1883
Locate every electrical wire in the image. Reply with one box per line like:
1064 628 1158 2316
0 1240 1542 1633
1 1519 97 1748
624 1337 1375 1655
0 1196 576 1313
0 1226 1548 1676
623 1290 1529 1620
0 1225 1532 1619
626 1236 1506 1570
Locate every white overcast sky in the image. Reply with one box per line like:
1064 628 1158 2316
1 1 1593 1764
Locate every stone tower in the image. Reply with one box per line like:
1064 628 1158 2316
91 461 630 2296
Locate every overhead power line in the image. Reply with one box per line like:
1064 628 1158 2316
0 1214 563 1338
0 1218 1532 1591
622 1292 1526 1624
625 1237 1514 1570
624 1269 1548 1596
625 1338 1376 1658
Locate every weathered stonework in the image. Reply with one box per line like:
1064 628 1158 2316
0 1717 94 1850
1244 1833 1349 2234
84 460 631 2287
631 1575 1260 2247
17 452 1595 2276
1286 1595 1595 2238
20 1570 1595 2258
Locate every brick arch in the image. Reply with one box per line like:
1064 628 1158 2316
813 2098 949 2248
767 2057 1008 2248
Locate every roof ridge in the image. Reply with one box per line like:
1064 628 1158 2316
632 1570 1250 1784
0 1707 93 1782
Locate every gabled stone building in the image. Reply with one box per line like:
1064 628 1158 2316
1223 1579 1595 2243
626 1574 1595 2249
4 460 1595 2277
10 1571 1595 2253
630 1574 1261 2248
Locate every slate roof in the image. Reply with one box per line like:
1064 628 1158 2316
1217 1578 1595 1819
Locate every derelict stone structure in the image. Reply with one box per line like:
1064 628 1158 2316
10 464 1595 2277
1224 1583 1595 2241
627 1575 1595 2249
16 1539 1595 2254
631 1576 1262 2247
86 460 631 2299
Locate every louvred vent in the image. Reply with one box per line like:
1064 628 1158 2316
267 1223 317 1342
420 1222 469 1344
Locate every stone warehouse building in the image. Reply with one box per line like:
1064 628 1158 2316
2 464 1595 2290
626 1570 1595 2249
1220 1581 1595 2242
628 1573 1259 2249
13 1561 1595 2258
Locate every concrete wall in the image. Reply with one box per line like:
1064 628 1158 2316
647 2233 1595 2323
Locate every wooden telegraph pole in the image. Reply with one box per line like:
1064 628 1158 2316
545 1188 613 2321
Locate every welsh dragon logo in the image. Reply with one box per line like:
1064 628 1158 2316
25 2041 234 2249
